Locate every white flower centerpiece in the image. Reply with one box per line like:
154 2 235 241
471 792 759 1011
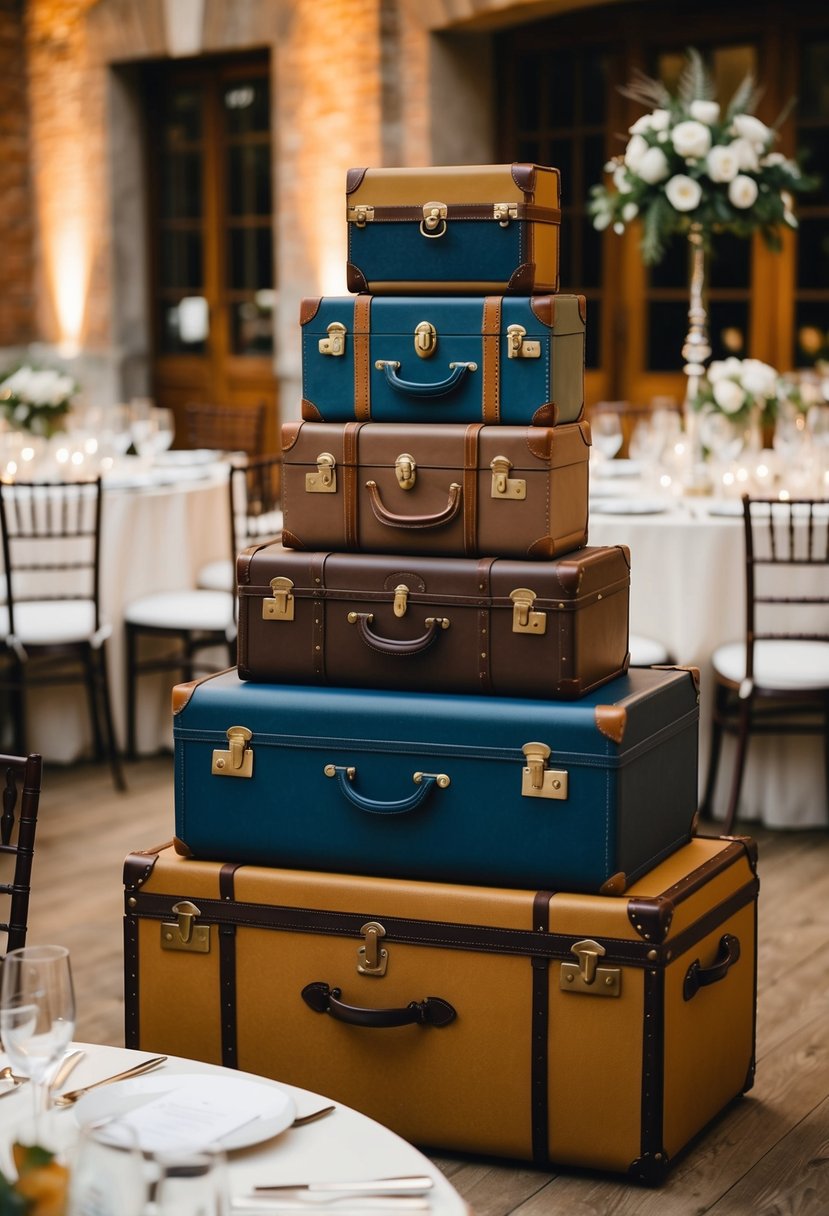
693 357 782 431
0 365 76 438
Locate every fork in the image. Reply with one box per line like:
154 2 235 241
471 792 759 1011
54 1054 167 1107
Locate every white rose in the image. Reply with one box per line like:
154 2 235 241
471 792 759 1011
712 379 746 414
706 144 740 182
708 357 744 384
730 138 759 172
741 359 777 397
690 100 720 125
729 174 759 209
622 201 639 222
593 211 612 231
761 152 786 167
732 113 771 148
624 133 648 172
650 109 671 131
629 114 653 135
613 164 633 193
665 174 702 212
638 146 670 184
672 120 712 159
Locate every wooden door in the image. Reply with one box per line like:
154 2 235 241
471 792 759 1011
144 54 277 452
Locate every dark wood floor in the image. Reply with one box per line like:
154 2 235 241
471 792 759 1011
23 757 829 1215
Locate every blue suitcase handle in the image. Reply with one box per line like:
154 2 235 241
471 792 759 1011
323 763 450 815
348 611 450 656
365 479 463 530
375 359 476 398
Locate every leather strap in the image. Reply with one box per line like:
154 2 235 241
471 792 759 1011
348 203 561 225
476 556 494 691
531 889 555 1165
343 423 362 550
481 298 502 423
219 863 242 1069
463 425 481 556
353 295 372 420
123 912 139 1049
310 552 327 680
639 964 664 1163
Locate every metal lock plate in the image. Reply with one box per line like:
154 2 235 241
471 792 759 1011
212 725 254 779
560 939 621 997
494 202 519 227
357 921 388 977
161 901 211 954
521 742 567 800
306 452 337 494
263 576 295 621
491 456 526 500
348 204 374 226
506 323 541 359
319 321 347 357
510 588 546 635
395 453 417 490
420 201 447 238
414 321 437 358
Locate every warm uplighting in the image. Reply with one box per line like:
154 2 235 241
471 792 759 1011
48 221 91 354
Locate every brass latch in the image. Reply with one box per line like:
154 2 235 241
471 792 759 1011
494 202 519 227
349 204 375 226
319 321 347 357
395 453 417 490
490 456 526 500
393 585 409 617
510 588 546 635
420 201 447 238
161 901 211 954
506 324 541 359
560 939 621 997
521 742 568 800
306 452 337 494
212 726 254 778
357 921 388 977
414 321 437 358
263 576 295 622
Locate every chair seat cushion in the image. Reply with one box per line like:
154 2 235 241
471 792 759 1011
125 590 234 632
197 559 234 593
628 634 670 667
0 600 98 646
712 639 829 691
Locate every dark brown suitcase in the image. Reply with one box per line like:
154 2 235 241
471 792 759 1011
237 543 630 699
280 419 590 560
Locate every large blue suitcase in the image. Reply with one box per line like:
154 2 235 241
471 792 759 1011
173 667 699 894
300 295 585 427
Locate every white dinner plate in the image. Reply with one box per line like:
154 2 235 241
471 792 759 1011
591 459 643 479
154 449 223 466
591 498 667 516
73 1071 296 1151
707 500 744 517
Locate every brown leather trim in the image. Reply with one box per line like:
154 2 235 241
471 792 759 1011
532 402 557 426
343 423 362 549
172 836 194 858
553 562 583 595
653 664 702 695
654 838 750 913
664 878 758 961
353 295 372 420
123 845 168 890
463 424 481 555
531 888 555 1165
346 264 369 294
301 399 323 422
578 418 592 447
511 162 537 195
123 909 139 1049
599 871 627 895
507 263 537 293
172 669 232 715
282 421 302 451
311 552 326 680
638 965 667 1175
628 896 674 944
525 428 553 462
476 556 494 691
345 167 367 194
530 295 555 327
526 536 555 559
595 705 628 744
481 297 502 423
280 528 305 550
577 295 587 324
219 863 241 1069
300 297 322 326
347 203 560 224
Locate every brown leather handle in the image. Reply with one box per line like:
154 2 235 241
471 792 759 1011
302 982 456 1028
348 612 448 656
365 480 462 530
683 933 741 1001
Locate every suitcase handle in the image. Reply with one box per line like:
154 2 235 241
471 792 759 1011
302 982 457 1028
323 763 450 815
365 480 462 529
683 933 741 1002
375 359 476 398
348 611 449 656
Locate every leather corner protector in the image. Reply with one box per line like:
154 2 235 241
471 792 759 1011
578 418 592 446
507 263 536 294
511 162 536 194
123 844 170 889
618 544 632 570
172 679 200 715
530 295 555 328
346 167 368 195
525 428 553 462
554 562 583 595
301 399 323 422
627 1152 670 1185
627 896 673 943
280 528 305 551
173 836 193 858
526 536 555 559
577 294 587 325
595 704 628 744
599 871 627 896
733 834 759 872
532 401 557 427
281 421 302 451
346 263 369 294
654 664 701 695
300 297 322 326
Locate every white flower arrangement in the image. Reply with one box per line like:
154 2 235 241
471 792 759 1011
589 48 814 264
691 357 800 424
0 364 76 437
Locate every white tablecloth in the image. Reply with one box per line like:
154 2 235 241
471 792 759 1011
589 491 828 829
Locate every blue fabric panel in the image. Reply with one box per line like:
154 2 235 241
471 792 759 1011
348 221 524 286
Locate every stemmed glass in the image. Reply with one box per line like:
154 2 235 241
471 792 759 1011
0 944 76 1142
591 412 624 464
151 408 175 458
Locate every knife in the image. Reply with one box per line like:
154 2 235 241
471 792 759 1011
254 1176 434 1195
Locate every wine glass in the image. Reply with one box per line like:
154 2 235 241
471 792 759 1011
151 408 175 457
591 412 624 463
68 1122 148 1216
150 1146 229 1216
0 945 76 1142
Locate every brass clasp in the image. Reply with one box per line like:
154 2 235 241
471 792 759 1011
490 455 526 500
414 321 437 358
357 921 388 977
161 900 211 954
306 452 337 494
506 323 541 359
395 453 417 491
560 940 621 997
510 588 546 635
349 204 375 227
263 576 295 621
212 725 254 778
521 742 567 801
319 321 347 357
420 201 447 238
494 202 519 227
393 585 409 617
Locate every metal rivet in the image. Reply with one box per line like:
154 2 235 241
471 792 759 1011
647 949 658 961
558 602 564 609
481 652 487 658
597 593 602 600
315 645 321 651
605 976 614 986
552 779 561 790
565 973 574 983
128 897 137 908
216 758 225 769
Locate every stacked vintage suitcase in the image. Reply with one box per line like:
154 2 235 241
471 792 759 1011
124 164 758 1183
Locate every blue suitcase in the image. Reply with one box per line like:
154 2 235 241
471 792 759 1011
301 294 584 427
173 667 699 894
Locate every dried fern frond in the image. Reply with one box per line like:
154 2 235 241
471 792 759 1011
618 69 671 109
677 47 714 103
725 73 763 121
771 95 796 132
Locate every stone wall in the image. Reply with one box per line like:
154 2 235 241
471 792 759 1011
0 0 34 349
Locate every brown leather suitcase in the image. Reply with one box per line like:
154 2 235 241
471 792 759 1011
237 543 630 698
124 835 758 1180
281 420 590 559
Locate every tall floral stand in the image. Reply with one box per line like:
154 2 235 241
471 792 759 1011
681 222 713 493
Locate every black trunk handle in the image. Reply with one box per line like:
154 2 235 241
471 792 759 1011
302 982 456 1028
683 933 741 1001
